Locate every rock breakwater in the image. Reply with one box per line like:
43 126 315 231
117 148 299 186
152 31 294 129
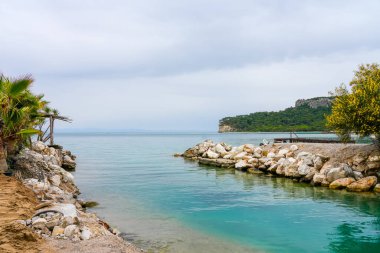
179 140 380 193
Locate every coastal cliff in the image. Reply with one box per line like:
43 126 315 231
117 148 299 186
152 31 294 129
219 96 334 133
179 140 380 193
0 142 141 253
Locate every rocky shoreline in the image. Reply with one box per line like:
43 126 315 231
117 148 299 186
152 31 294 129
178 140 380 193
4 141 142 253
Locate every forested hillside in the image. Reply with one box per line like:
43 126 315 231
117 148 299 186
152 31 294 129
219 97 333 132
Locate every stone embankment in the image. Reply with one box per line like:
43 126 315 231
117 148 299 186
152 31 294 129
178 140 380 193
7 141 142 253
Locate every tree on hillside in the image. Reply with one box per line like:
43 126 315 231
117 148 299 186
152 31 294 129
326 63 380 143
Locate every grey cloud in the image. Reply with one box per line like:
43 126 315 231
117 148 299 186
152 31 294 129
1 0 380 131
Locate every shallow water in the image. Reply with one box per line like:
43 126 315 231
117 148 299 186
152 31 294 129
56 132 380 253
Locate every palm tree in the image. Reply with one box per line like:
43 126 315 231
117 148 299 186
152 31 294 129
0 74 43 155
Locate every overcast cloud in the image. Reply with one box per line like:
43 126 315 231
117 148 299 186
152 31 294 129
1 0 380 131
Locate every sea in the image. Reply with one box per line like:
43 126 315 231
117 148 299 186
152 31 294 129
56 132 380 253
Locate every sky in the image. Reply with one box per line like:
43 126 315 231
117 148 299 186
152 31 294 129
1 0 380 132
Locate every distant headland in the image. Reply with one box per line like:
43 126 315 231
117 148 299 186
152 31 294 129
219 97 334 133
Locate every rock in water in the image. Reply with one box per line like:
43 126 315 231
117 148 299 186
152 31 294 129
215 144 227 155
62 155 76 171
329 177 356 190
235 160 248 170
206 150 219 159
347 176 377 192
326 164 353 183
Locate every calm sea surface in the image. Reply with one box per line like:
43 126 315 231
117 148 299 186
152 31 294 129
56 132 380 253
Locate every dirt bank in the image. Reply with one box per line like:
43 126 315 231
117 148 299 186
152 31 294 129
0 174 54 253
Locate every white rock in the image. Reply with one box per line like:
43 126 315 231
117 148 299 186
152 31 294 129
290 145 299 152
223 154 233 159
32 141 47 152
235 160 248 169
64 225 79 238
278 149 289 156
206 150 219 159
234 152 247 159
215 144 227 155
32 218 47 229
267 152 276 158
80 228 92 240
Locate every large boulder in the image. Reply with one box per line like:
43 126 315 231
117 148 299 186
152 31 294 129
284 163 301 178
183 148 197 158
206 150 219 159
62 155 76 171
329 177 356 190
298 163 312 176
312 173 327 185
326 164 354 183
346 176 377 192
13 149 50 179
215 144 227 155
278 149 289 157
235 160 249 170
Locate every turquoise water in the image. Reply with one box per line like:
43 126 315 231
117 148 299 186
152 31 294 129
56 132 380 253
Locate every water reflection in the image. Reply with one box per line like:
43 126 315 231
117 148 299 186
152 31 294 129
328 220 380 253
197 163 380 253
